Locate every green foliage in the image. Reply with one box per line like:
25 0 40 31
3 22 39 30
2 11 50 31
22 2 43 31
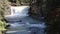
0 0 9 21
25 0 30 3
0 21 7 31
16 0 21 5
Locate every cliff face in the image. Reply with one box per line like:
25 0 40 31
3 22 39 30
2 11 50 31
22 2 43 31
8 0 30 6
29 0 60 34
29 0 47 20
45 0 60 34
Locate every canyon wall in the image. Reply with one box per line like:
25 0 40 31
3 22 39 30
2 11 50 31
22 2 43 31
29 0 47 20
29 0 60 34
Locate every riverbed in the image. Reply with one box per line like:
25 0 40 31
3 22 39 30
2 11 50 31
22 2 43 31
5 6 46 34
6 16 46 34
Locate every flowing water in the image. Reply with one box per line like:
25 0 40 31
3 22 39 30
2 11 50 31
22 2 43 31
5 6 46 34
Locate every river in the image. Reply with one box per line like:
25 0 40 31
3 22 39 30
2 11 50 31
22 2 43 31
5 6 46 34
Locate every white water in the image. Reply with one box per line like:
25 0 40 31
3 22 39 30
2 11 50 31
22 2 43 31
5 6 46 34
10 6 30 16
5 6 30 21
9 22 46 29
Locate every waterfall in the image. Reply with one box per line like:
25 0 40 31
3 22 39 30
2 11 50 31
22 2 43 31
6 6 46 34
10 6 30 16
5 6 30 21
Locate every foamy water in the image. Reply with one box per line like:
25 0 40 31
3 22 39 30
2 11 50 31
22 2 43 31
6 6 46 34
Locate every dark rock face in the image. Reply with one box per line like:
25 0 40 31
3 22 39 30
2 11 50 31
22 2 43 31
29 0 46 20
8 0 30 6
29 0 60 34
45 0 60 34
